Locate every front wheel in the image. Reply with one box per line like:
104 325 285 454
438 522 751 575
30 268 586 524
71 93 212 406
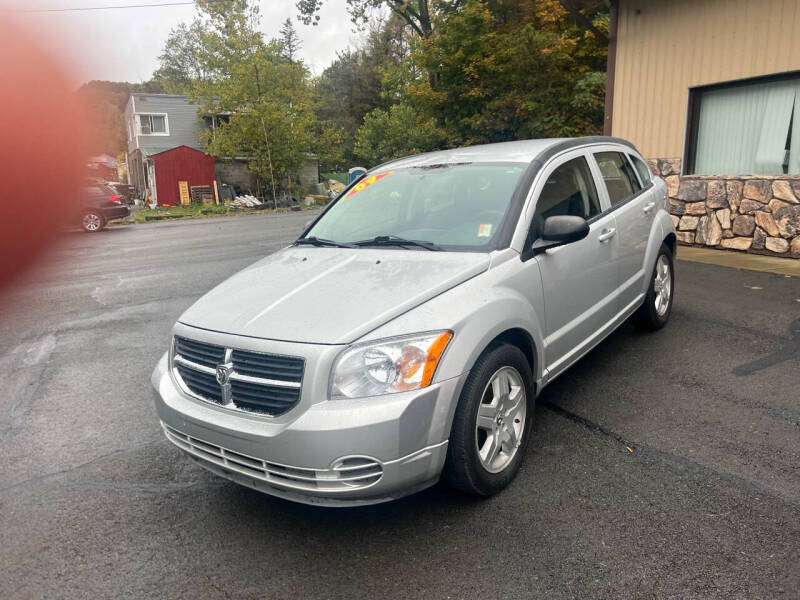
633 243 674 330
444 343 534 496
81 211 105 233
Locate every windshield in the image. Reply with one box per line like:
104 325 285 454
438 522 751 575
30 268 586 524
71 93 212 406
303 163 525 250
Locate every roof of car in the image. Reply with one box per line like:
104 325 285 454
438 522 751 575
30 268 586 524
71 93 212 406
376 136 636 170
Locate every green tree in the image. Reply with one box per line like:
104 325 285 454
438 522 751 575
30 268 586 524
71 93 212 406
313 16 415 165
280 18 302 64
315 121 346 172
153 19 208 94
354 104 443 165
156 0 318 203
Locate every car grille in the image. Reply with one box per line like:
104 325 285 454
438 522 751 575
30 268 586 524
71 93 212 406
162 423 383 493
231 349 304 382
229 379 301 413
175 336 225 368
175 363 223 404
172 336 304 416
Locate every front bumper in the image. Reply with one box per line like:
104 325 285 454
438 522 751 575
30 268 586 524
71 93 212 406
152 351 464 506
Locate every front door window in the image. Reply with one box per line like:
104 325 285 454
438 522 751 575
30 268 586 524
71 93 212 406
531 155 601 238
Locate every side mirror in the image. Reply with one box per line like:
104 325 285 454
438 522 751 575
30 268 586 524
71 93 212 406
531 215 590 255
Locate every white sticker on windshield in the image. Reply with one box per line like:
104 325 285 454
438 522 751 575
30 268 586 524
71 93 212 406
478 224 492 237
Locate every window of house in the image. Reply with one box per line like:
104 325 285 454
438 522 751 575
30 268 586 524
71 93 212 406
532 156 601 237
138 114 167 135
594 152 641 206
688 75 800 175
202 115 230 129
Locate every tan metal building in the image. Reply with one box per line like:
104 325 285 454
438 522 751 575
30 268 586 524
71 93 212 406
609 0 800 163
606 0 800 257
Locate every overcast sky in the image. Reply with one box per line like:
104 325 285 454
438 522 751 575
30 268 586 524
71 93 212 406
7 0 360 84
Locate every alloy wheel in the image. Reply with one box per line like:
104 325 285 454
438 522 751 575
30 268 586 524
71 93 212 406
474 366 527 474
83 213 102 231
654 254 672 316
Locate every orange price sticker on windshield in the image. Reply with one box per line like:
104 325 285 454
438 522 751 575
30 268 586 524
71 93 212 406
478 224 492 237
344 172 392 199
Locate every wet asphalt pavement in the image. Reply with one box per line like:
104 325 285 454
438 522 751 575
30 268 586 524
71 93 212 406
1 212 798 599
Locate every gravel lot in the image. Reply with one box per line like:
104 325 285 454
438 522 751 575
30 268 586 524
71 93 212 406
1 212 798 599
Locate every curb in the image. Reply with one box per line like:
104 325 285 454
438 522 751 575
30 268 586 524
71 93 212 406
677 246 800 277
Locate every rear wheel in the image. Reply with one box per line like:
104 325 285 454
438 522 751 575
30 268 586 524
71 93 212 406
444 343 534 496
81 211 104 233
633 243 674 330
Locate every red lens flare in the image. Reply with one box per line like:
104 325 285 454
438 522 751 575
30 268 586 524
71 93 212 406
0 16 92 290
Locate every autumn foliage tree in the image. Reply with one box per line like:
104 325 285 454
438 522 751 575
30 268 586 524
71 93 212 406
342 0 608 164
407 0 608 146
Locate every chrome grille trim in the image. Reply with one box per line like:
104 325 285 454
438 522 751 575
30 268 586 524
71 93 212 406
174 364 224 404
231 348 304 382
229 371 301 389
172 336 305 417
173 355 301 389
162 423 383 492
174 354 215 375
174 336 225 368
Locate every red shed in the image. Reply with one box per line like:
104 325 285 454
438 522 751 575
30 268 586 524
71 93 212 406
150 145 215 206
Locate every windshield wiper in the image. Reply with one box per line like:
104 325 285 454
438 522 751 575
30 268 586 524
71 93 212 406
353 235 442 251
294 236 357 248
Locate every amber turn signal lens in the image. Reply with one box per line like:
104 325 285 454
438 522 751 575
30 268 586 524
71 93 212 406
421 331 453 388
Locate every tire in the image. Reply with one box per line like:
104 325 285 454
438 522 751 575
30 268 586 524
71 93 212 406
81 211 105 233
444 343 534 496
632 243 674 331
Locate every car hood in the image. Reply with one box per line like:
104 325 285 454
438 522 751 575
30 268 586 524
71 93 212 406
178 247 490 344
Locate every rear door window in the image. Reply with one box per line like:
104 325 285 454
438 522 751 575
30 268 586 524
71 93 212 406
594 151 642 206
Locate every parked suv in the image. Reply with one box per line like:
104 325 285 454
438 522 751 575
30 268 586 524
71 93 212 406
79 181 130 232
151 137 676 506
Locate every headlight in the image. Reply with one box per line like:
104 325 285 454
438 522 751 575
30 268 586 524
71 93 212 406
330 331 453 399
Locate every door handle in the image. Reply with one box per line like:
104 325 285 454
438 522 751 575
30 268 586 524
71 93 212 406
643 201 656 214
597 228 616 242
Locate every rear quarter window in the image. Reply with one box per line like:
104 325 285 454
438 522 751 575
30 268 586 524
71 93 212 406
629 154 653 187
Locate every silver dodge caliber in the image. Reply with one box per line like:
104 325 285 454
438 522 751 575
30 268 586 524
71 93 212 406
152 136 676 506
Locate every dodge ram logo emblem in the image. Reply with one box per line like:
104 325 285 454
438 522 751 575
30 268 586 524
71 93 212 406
216 363 233 386
216 363 234 404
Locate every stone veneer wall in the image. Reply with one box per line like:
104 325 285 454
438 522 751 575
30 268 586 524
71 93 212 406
645 159 800 258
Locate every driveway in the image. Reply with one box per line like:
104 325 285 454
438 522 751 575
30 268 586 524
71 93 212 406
1 213 798 599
